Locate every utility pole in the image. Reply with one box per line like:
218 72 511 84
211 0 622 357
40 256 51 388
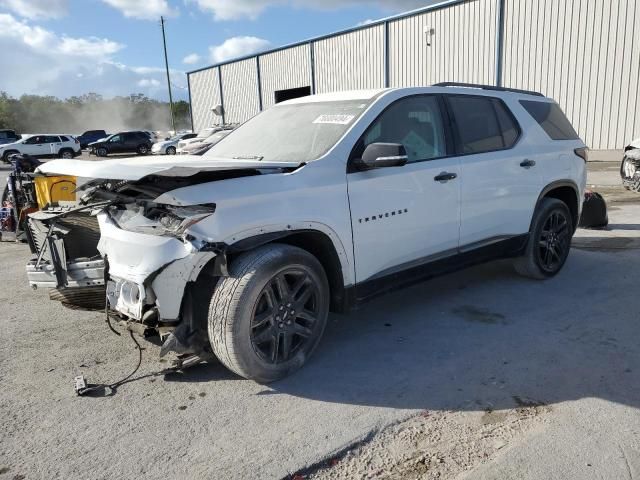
160 16 175 132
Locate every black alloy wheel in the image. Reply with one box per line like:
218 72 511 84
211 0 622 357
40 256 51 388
536 210 571 274
250 268 321 364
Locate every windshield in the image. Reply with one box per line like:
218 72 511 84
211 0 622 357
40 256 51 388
204 131 230 144
204 99 372 162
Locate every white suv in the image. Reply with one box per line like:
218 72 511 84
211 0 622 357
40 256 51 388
27 84 587 382
1 134 81 163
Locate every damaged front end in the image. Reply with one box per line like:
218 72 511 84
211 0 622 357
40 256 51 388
26 174 232 359
26 205 106 309
621 148 640 193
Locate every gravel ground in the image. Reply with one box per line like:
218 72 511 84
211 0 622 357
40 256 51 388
1 159 639 480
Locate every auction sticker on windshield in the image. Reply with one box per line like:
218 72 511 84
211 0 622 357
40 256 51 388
313 114 355 125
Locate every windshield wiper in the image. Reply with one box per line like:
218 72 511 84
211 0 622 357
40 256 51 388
233 155 264 161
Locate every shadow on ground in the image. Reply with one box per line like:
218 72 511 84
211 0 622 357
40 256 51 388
169 247 640 414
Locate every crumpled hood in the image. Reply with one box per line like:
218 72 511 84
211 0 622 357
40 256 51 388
36 155 302 181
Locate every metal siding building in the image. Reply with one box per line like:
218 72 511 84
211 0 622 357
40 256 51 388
187 0 640 150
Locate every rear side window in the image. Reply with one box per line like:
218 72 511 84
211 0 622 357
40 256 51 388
520 101 579 140
44 135 60 143
447 96 520 154
59 135 69 142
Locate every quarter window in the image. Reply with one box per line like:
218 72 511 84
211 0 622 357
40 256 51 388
520 100 579 140
448 96 519 154
357 95 447 163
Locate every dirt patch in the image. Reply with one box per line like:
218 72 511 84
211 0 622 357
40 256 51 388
302 399 550 480
453 306 508 325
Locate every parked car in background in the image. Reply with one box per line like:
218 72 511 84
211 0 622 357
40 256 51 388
0 134 80 162
177 129 232 155
621 137 640 192
76 130 108 149
89 131 153 157
175 127 221 152
0 129 21 145
26 84 586 382
151 132 198 155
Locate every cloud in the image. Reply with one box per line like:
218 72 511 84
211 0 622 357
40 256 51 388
209 36 270 63
190 0 434 21
0 14 186 100
137 78 162 87
0 0 68 19
182 53 201 65
100 0 177 20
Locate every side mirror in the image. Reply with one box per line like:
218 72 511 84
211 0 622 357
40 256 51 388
358 143 408 170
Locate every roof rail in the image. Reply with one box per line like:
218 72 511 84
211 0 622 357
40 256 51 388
433 82 545 97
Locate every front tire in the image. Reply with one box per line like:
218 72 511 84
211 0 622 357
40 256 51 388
514 198 573 279
96 147 108 157
208 244 330 383
166 146 176 155
2 150 18 163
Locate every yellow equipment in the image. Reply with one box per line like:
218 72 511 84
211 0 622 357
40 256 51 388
34 175 77 209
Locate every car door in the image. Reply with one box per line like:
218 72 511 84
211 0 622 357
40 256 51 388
22 135 49 156
445 95 542 247
108 134 124 153
45 135 61 156
347 95 461 285
123 133 138 152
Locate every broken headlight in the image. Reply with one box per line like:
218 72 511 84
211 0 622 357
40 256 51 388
108 203 215 237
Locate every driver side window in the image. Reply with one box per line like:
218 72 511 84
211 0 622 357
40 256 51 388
109 135 122 143
25 136 44 145
359 96 447 163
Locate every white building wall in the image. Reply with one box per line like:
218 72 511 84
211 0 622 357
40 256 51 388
501 0 640 150
188 0 639 149
313 25 386 93
389 0 497 87
259 44 312 109
189 67 221 133
221 58 261 124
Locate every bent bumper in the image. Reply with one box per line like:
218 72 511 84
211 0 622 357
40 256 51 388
97 213 217 322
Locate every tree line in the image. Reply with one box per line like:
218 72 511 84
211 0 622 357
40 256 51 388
0 91 192 135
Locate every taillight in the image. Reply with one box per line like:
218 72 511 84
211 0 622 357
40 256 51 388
574 147 588 162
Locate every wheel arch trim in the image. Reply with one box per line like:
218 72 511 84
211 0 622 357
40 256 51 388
533 179 580 231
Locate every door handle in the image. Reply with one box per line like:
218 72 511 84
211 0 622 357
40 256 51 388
520 159 536 168
434 172 457 182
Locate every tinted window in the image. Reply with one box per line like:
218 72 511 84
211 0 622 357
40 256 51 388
493 99 520 147
59 135 69 142
520 100 579 140
43 135 59 143
25 136 44 144
357 95 447 163
448 96 507 154
109 135 122 142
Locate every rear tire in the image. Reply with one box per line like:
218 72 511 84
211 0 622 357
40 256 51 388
208 244 330 383
59 149 73 159
514 198 573 279
137 145 149 155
